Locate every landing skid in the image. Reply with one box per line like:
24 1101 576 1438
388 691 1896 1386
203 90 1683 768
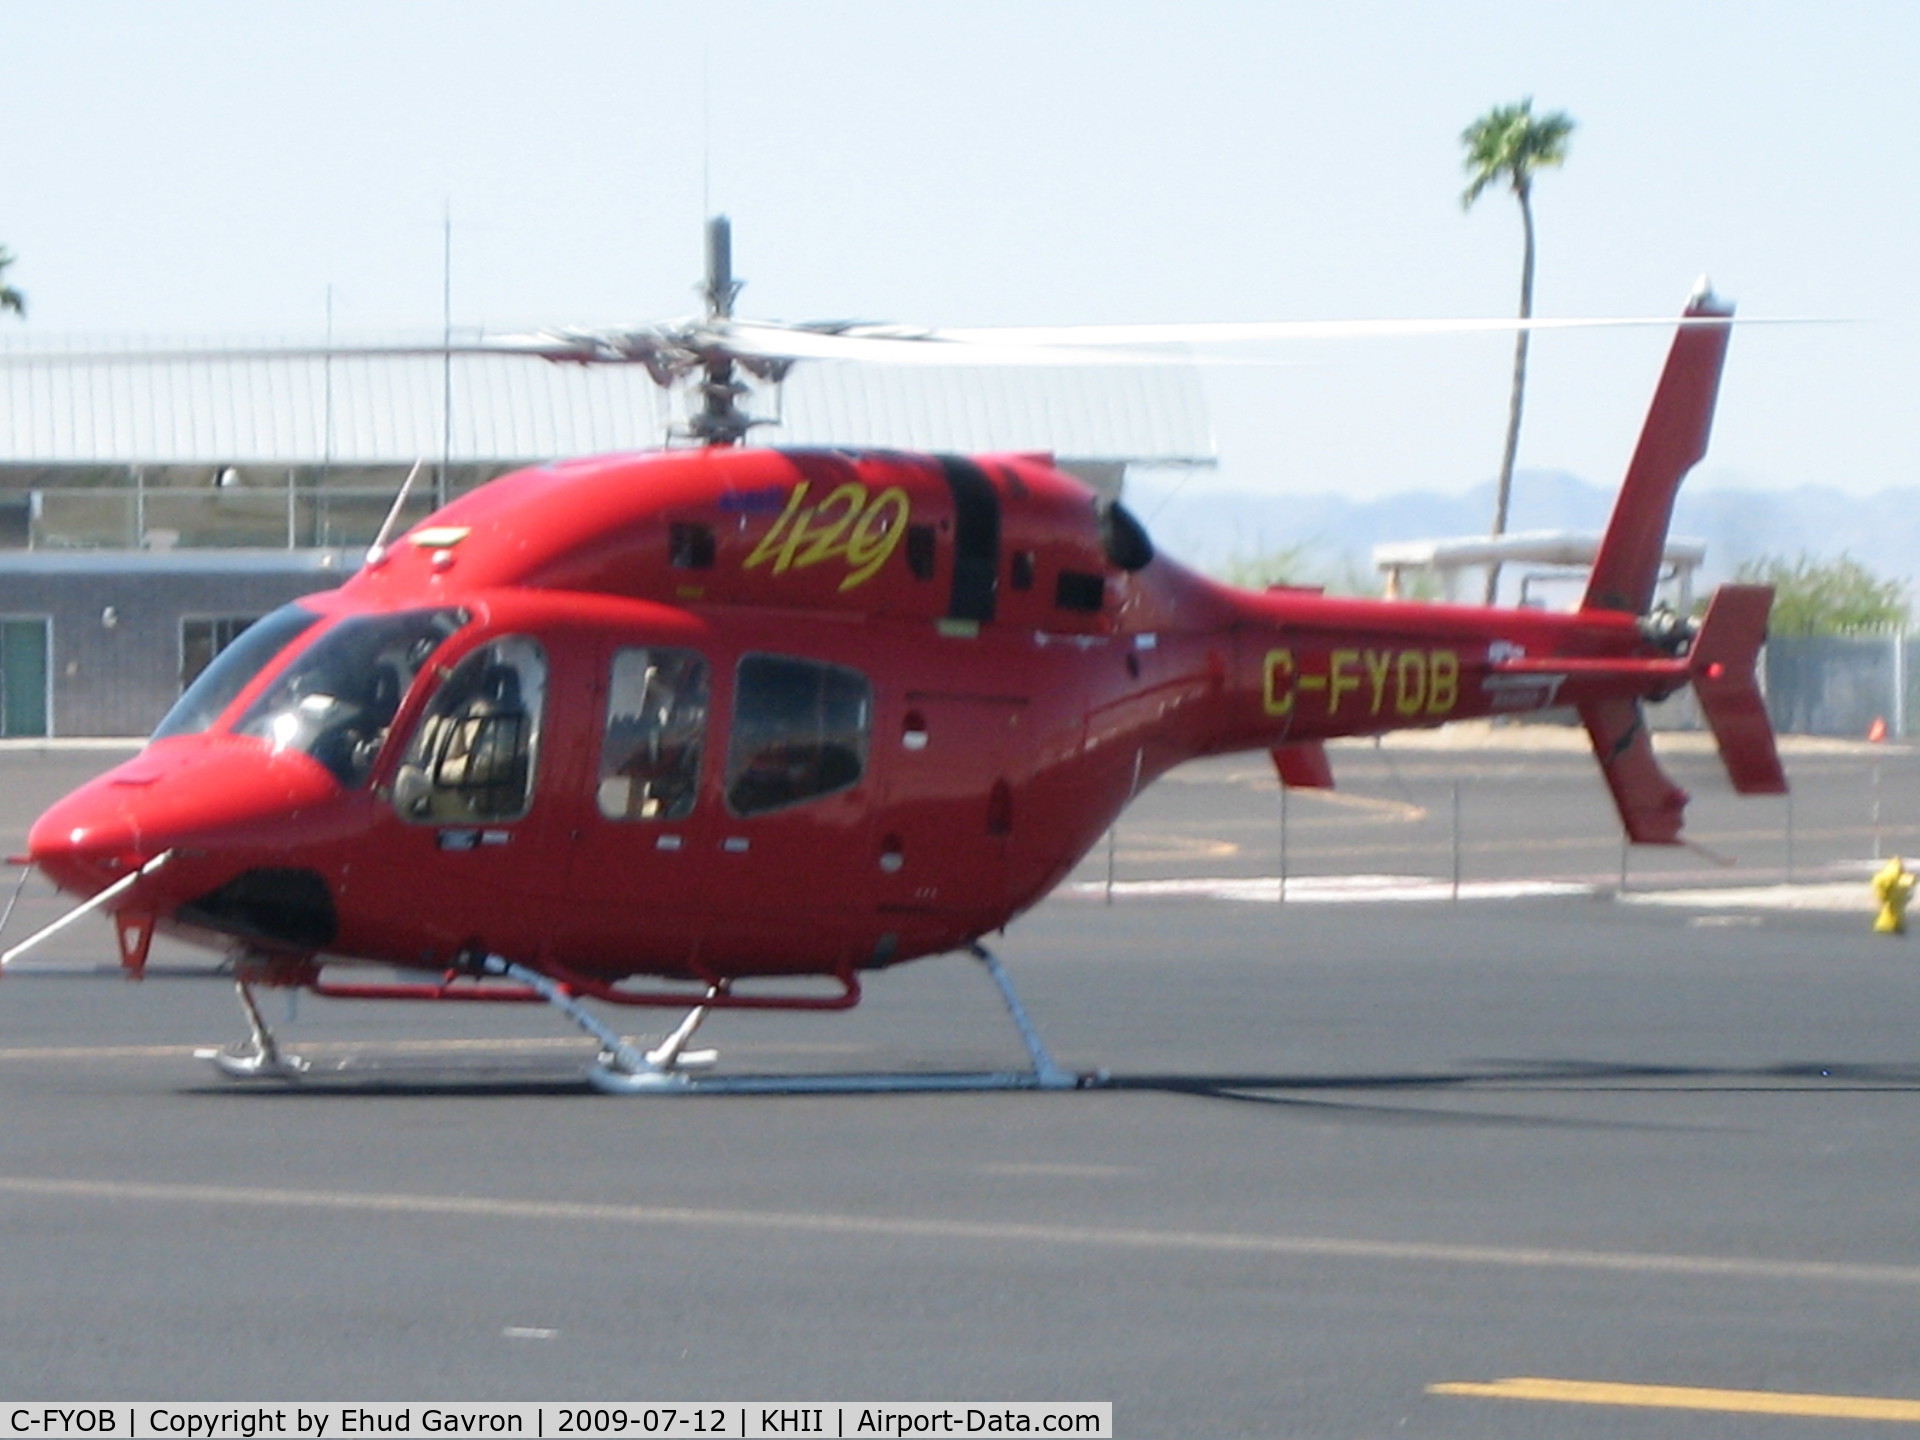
589 1068 1091 1095
194 975 310 1079
191 946 1103 1094
490 945 1104 1095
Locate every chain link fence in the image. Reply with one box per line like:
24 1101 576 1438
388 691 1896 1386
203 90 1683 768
1763 633 1917 738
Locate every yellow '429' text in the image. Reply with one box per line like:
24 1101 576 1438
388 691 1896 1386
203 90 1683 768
744 482 910 592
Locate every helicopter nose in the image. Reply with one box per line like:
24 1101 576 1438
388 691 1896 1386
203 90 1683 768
27 774 149 896
28 738 346 899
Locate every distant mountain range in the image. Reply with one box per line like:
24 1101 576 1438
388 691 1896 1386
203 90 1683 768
1140 470 1920 598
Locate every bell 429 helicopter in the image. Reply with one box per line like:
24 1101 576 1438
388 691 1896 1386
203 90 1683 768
8 221 1785 1093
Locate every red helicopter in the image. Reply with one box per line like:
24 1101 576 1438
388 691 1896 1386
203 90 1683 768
7 224 1784 1092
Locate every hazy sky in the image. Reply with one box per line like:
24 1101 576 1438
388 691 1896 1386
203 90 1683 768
5 0 1916 503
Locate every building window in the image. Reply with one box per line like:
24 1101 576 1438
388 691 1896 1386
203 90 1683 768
597 647 709 821
181 615 263 691
725 654 871 817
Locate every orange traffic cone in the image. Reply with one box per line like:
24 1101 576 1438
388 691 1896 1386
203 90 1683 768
1868 716 1888 743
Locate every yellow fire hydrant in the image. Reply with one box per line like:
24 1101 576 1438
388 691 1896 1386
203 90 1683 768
1871 857 1915 935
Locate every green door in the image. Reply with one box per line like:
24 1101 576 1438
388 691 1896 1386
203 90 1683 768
1 619 49 737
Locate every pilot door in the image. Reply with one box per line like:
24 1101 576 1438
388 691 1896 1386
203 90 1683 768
371 633 567 960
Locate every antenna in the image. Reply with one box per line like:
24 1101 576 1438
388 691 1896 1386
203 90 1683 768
367 458 428 563
439 205 453 507
322 283 334 490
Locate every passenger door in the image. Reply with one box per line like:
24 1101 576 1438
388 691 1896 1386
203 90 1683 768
698 651 878 974
558 641 715 974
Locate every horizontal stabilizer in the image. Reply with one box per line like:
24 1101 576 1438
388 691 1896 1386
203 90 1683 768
1271 742 1335 790
1691 584 1788 794
1580 698 1688 845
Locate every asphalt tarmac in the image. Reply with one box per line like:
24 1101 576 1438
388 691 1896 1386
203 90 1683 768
3 735 1919 1437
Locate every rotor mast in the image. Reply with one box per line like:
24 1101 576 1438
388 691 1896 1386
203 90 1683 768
690 215 752 445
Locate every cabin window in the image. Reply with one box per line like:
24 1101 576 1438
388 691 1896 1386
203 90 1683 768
1099 500 1155 572
1055 570 1106 613
152 602 320 741
392 636 547 822
180 615 263 692
669 522 716 570
906 524 938 581
725 654 871 817
229 607 464 786
597 647 709 821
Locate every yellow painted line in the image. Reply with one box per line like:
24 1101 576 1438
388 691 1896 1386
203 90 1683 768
1308 791 1427 823
1431 1377 1920 1422
1114 833 1241 862
5 1175 1920 1290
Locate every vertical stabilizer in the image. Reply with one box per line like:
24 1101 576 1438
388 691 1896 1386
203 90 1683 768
1579 699 1689 845
1690 583 1788 794
1582 284 1734 616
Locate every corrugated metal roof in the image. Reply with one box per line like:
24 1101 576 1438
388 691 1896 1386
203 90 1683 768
0 336 1216 466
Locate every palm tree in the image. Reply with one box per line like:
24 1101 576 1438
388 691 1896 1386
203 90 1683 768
0 247 24 318
1461 99 1573 603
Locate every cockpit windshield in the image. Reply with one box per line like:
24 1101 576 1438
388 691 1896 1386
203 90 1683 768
231 608 466 786
151 604 323 743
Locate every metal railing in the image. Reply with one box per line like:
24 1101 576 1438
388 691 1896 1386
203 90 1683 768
9 484 465 552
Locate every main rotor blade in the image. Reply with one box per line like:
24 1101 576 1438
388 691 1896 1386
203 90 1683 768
712 310 1782 366
0 308 1798 370
718 321 1149 367
0 338 601 365
924 314 1761 347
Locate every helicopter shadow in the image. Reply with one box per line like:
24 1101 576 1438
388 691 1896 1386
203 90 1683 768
1100 1057 1920 1127
182 1054 1920 1119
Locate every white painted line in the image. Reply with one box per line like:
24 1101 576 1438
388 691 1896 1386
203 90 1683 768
2 1174 1918 1289
1069 875 1593 904
1620 882 1868 912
